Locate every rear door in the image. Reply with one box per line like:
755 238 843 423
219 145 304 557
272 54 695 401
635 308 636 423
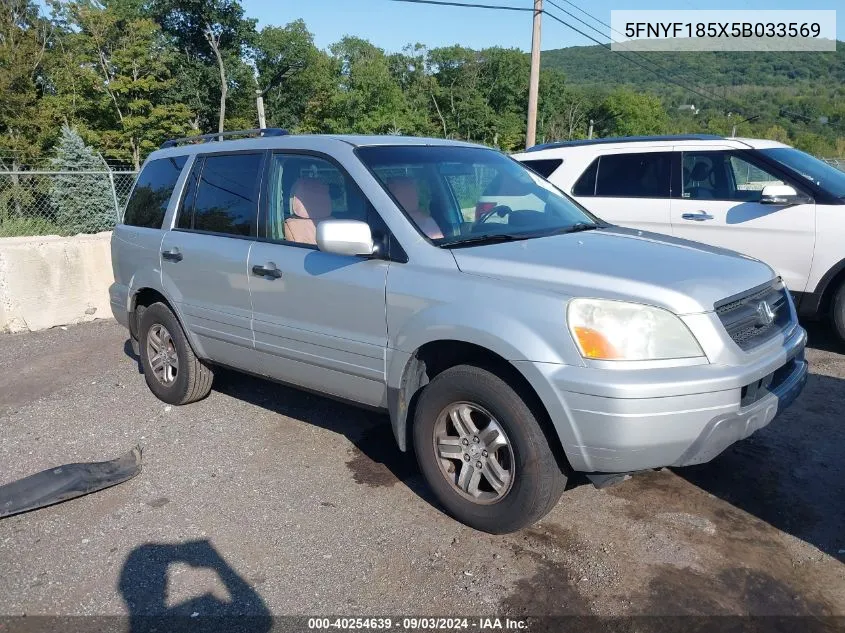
112 155 187 322
247 152 390 407
568 149 673 233
160 151 265 369
670 147 816 292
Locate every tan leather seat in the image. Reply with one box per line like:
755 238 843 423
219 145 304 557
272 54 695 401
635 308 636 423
386 177 444 239
285 178 333 244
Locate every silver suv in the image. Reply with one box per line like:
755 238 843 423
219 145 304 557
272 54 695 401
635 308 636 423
111 129 808 533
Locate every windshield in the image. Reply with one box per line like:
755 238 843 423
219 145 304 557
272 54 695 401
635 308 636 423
357 145 600 246
759 147 845 199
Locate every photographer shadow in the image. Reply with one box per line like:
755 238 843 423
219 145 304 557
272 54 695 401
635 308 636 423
119 539 272 633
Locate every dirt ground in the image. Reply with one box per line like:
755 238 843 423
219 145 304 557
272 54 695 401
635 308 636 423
0 320 844 624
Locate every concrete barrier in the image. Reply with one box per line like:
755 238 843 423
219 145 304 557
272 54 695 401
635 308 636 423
0 232 113 333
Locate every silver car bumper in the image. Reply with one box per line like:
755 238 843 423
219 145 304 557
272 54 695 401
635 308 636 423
108 282 130 329
519 325 808 473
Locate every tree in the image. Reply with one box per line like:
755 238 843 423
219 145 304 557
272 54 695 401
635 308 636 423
61 1 193 168
49 125 115 234
255 20 334 132
387 45 439 137
303 37 411 135
0 0 53 169
591 89 668 137
148 0 257 132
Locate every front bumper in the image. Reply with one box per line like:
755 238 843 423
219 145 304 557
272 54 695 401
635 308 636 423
517 325 808 473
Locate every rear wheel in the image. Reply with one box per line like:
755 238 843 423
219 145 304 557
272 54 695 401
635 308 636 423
833 280 845 346
413 364 566 533
138 302 213 405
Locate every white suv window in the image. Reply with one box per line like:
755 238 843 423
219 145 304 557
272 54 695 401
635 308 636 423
573 152 671 198
682 151 785 202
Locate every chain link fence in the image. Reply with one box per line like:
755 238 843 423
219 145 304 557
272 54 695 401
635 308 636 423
0 169 137 238
822 158 845 172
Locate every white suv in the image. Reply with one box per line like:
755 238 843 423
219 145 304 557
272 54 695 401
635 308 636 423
513 135 845 343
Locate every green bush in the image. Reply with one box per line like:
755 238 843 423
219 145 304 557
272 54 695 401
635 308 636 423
49 125 116 235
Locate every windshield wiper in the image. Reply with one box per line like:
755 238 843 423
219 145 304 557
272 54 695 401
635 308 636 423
529 222 602 238
559 222 601 234
439 233 526 249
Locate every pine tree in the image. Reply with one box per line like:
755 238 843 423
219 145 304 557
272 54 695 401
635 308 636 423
49 125 116 235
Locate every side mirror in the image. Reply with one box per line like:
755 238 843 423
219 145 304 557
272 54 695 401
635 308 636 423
316 219 375 257
760 184 800 205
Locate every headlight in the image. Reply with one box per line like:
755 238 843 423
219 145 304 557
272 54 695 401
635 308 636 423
567 298 704 361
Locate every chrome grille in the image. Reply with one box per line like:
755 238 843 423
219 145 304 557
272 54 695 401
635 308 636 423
715 280 792 351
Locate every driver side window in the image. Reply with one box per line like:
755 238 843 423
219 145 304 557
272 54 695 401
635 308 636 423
682 152 786 202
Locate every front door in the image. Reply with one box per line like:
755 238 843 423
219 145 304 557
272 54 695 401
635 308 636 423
670 147 816 293
247 152 389 407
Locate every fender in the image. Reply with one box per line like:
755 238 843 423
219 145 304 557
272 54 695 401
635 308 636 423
127 275 208 360
798 257 845 317
385 303 583 453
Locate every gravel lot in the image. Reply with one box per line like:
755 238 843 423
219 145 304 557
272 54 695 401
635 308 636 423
1 319 844 620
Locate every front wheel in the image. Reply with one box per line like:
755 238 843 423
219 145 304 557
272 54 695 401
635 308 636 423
413 364 566 533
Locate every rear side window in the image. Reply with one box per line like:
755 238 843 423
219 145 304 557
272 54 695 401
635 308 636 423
594 152 671 198
572 158 599 196
189 153 263 236
520 158 563 179
123 156 187 228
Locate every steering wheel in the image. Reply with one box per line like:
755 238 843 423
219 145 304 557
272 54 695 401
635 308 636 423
478 204 514 224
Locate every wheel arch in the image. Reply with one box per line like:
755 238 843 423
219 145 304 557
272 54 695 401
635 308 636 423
387 339 571 475
129 287 206 359
801 257 845 318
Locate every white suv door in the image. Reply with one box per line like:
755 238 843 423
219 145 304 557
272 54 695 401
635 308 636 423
568 149 673 234
670 147 816 293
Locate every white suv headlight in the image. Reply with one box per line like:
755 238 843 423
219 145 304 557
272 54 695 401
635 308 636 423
567 298 704 361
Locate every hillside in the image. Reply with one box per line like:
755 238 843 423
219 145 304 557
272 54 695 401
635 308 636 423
539 44 844 153
541 44 845 90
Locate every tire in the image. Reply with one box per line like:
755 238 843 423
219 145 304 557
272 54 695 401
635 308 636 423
413 364 566 534
833 281 845 346
138 302 213 405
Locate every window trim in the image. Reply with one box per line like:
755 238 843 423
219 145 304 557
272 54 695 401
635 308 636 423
587 151 673 200
122 155 188 229
171 149 266 239
258 149 407 262
520 158 564 180
674 149 814 203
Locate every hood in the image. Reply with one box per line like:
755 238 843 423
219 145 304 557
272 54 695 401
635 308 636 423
451 226 775 314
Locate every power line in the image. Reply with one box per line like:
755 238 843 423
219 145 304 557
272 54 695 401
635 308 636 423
545 0 734 106
549 0 807 86
541 7 751 118
388 0 533 11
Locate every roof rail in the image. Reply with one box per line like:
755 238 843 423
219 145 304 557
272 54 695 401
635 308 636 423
160 128 288 149
525 134 724 152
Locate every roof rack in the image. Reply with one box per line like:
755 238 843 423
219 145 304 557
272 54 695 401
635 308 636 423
160 128 288 149
525 134 724 152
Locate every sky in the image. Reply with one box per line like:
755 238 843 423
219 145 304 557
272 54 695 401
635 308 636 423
241 0 843 52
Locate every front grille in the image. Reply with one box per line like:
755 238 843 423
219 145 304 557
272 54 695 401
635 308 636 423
715 280 792 351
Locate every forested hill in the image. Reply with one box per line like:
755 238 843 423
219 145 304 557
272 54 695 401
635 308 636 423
541 44 845 88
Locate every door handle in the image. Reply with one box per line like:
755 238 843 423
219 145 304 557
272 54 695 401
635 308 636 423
681 212 714 221
252 263 282 279
161 248 183 262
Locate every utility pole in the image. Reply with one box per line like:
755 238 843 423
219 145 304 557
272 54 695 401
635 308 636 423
256 90 267 129
525 0 542 149
254 61 305 130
